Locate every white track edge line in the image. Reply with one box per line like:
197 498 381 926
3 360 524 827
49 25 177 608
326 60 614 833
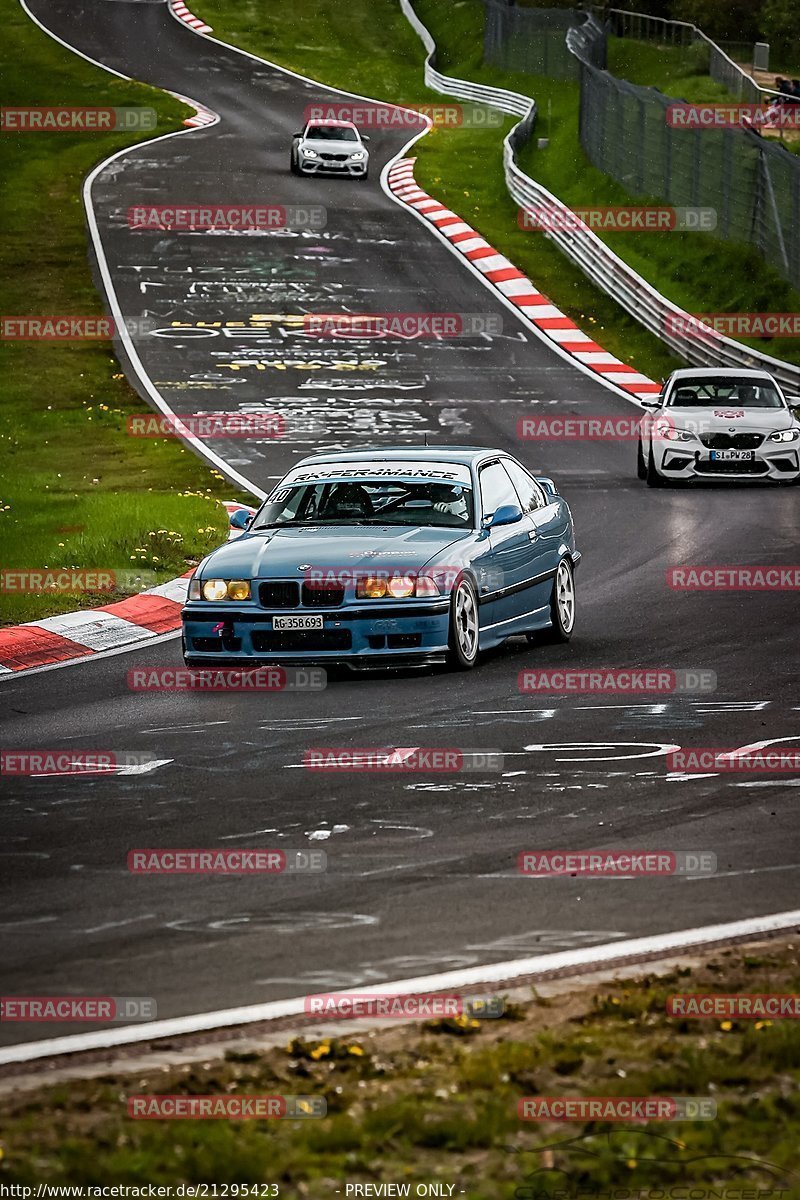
2 909 798 1065
18 0 263 503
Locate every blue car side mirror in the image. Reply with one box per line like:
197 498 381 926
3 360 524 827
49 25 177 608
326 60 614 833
229 509 252 531
485 503 523 529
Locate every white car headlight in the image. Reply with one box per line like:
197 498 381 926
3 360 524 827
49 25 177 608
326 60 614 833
349 150 366 160
301 147 318 158
655 422 697 442
768 428 800 442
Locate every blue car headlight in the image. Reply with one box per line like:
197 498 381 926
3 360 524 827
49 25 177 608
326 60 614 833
189 578 251 602
355 574 441 599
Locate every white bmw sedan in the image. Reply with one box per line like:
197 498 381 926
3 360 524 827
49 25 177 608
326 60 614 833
290 119 370 179
637 368 800 486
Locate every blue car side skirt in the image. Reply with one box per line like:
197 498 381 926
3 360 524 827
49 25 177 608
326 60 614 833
477 566 557 606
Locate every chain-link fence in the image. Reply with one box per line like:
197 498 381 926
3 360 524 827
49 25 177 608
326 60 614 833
601 8 766 102
483 0 588 79
480 1 799 291
567 22 800 291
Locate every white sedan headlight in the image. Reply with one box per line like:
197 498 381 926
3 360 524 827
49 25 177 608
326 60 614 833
349 150 366 160
655 422 697 442
301 146 318 158
768 428 800 442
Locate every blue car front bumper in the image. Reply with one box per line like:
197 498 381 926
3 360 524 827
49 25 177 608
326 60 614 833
181 599 452 668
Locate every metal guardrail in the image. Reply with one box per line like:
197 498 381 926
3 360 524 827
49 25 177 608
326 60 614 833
399 0 800 393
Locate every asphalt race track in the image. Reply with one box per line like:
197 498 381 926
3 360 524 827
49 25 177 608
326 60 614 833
2 0 799 1050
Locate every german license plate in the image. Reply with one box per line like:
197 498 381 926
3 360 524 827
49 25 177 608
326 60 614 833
710 449 754 461
272 614 323 631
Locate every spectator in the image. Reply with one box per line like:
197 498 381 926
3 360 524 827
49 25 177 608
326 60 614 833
787 79 800 105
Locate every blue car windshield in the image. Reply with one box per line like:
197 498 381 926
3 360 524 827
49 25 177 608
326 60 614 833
252 480 473 530
667 379 784 408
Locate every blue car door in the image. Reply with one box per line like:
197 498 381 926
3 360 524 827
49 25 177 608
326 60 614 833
503 458 565 598
472 459 544 632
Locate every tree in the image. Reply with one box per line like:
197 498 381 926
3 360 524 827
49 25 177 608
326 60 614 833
671 0 761 42
759 0 800 67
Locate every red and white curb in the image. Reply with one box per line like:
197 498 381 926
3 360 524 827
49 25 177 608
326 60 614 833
387 159 662 401
169 0 212 35
182 103 216 129
0 503 255 676
168 88 216 130
0 575 190 675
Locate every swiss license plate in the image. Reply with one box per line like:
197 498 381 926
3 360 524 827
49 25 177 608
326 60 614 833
272 614 323 631
710 449 754 461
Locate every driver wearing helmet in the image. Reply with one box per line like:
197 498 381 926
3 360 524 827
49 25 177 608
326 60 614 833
424 482 469 522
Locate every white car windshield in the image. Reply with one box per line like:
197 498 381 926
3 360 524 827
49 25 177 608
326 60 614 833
305 125 359 141
667 378 784 408
252 480 473 530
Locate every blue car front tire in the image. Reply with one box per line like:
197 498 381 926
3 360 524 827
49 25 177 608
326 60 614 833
448 576 480 670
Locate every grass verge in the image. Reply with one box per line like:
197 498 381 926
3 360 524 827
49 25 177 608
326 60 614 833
1 943 799 1192
0 4 247 627
607 37 731 102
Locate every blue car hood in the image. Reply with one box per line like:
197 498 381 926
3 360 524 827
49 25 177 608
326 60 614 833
202 525 470 577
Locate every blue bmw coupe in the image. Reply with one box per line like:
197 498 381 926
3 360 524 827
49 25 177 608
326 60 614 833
182 447 580 670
